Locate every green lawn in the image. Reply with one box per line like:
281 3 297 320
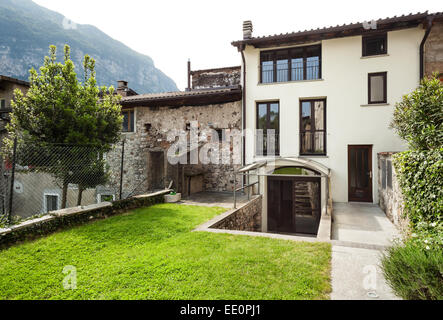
0 204 331 300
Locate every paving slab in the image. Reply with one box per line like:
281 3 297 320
331 246 399 300
331 202 401 300
332 202 400 246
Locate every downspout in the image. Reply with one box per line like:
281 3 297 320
240 47 246 168
420 17 433 80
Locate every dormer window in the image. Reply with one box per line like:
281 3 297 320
362 33 387 56
260 45 321 83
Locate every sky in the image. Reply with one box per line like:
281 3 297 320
33 0 442 91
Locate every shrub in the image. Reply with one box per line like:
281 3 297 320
393 149 443 225
391 74 443 150
381 240 443 300
383 74 443 300
411 220 443 250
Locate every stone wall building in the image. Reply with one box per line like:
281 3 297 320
111 66 243 198
0 75 30 133
0 76 30 217
190 66 241 90
424 17 443 79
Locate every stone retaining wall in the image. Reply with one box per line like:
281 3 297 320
210 195 262 232
0 190 170 249
377 153 409 234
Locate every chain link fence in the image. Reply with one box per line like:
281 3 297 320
0 139 143 225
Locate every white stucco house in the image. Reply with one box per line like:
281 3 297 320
231 12 439 235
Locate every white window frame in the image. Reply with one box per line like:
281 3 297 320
43 192 61 212
97 193 116 203
0 98 6 109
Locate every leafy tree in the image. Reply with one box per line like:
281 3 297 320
69 154 110 206
391 73 443 150
4 45 122 208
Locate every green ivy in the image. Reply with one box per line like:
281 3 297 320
393 149 443 226
391 74 443 150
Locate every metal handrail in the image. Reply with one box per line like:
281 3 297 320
233 171 259 209
235 181 258 193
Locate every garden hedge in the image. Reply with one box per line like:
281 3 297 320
393 149 443 226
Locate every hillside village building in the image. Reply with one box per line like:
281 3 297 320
231 11 443 234
110 66 243 199
2 12 442 236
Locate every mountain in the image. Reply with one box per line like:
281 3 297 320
0 0 178 93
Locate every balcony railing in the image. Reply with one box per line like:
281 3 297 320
260 63 321 84
300 131 326 155
255 131 280 156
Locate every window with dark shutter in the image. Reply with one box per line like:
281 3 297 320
362 34 387 56
45 194 59 212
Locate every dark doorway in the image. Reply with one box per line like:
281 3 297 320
348 145 373 202
148 151 165 190
267 176 321 235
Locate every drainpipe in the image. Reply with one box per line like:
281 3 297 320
420 17 433 80
241 47 246 168
240 48 247 187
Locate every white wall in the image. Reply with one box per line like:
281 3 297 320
243 27 424 203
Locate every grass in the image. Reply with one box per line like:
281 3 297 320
0 204 331 300
273 167 303 175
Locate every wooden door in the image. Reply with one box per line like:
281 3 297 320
348 145 373 202
267 176 321 235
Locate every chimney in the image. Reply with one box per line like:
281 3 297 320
243 20 253 40
186 59 191 91
117 80 128 97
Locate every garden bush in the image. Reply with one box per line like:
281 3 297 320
381 239 443 300
393 149 443 225
391 74 442 150
384 74 443 300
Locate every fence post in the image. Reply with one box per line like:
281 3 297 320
257 172 261 195
233 171 236 209
119 139 125 200
247 173 250 200
8 137 17 224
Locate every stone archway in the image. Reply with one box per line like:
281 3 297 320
255 157 331 235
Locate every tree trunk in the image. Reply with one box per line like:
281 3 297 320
77 185 84 206
61 181 68 209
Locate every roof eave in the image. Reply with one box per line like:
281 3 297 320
120 88 242 108
232 12 429 49
0 75 30 87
